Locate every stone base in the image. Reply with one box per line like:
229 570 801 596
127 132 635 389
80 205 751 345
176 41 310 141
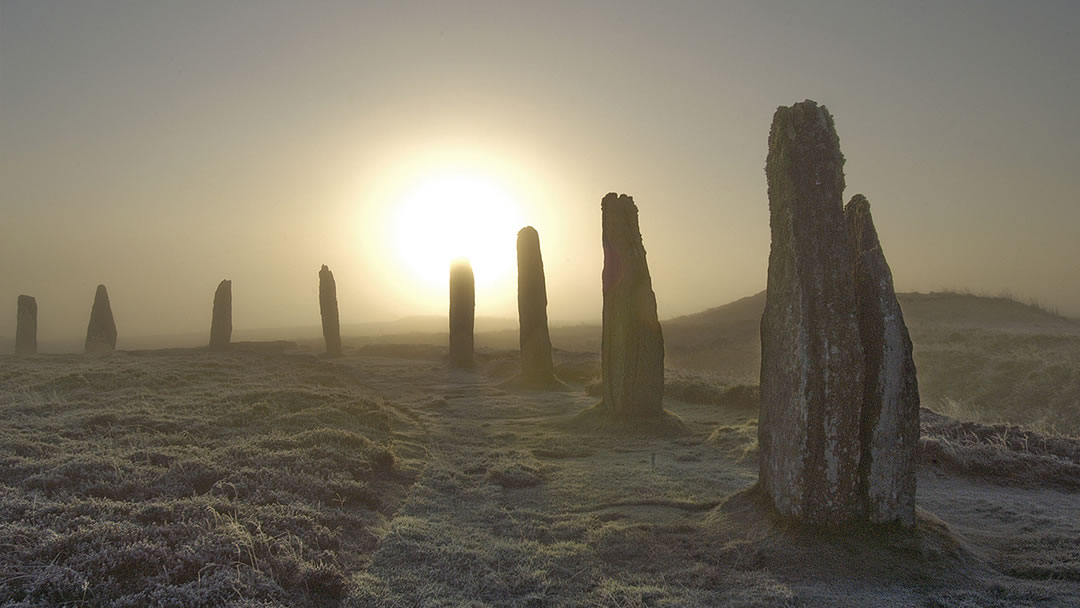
571 402 687 436
498 374 571 392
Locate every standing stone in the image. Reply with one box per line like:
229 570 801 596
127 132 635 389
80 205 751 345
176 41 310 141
15 295 37 355
759 101 865 525
85 284 118 353
449 259 475 369
601 193 665 418
516 227 556 386
319 265 343 357
209 280 232 350
846 194 920 526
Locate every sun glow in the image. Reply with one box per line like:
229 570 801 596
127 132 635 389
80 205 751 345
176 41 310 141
389 170 524 291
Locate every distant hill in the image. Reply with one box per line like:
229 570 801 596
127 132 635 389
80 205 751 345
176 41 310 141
659 291 767 380
666 291 768 326
341 288 1080 432
650 291 1080 433
896 292 1075 331
649 290 1079 382
357 289 1077 383
665 290 1075 332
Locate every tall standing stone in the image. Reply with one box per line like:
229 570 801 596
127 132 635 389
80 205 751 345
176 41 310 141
15 295 37 355
449 259 475 369
319 265 343 357
209 280 232 350
516 227 556 386
85 284 118 353
846 194 920 526
601 193 665 419
759 101 865 525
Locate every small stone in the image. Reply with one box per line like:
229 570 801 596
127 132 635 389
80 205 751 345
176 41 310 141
846 194 920 526
15 295 37 355
600 193 665 419
209 280 232 350
85 284 118 353
449 259 475 369
319 265 343 356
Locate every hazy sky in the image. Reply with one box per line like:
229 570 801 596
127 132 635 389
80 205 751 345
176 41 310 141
3 0 1079 346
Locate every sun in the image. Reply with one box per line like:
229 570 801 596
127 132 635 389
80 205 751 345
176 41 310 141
389 170 524 291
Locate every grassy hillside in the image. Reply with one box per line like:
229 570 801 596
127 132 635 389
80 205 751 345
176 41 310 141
395 290 1079 434
539 290 1080 433
912 329 1080 434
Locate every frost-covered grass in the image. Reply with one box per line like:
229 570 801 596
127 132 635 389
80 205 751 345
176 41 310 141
3 345 1079 606
920 408 1080 491
0 351 417 607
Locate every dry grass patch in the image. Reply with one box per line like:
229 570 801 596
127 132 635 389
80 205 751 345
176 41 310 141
921 408 1080 490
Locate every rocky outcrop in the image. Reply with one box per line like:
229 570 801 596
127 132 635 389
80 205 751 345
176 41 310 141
846 194 920 526
449 259 475 369
15 295 37 355
601 193 665 418
319 265 342 357
759 101 865 525
209 280 232 350
516 227 556 387
85 284 118 353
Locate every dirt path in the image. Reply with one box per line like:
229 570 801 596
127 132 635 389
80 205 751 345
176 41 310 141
340 353 1080 607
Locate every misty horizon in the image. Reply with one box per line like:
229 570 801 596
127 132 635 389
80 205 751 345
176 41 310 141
3 1 1079 344
2 0 1080 343
6 284 1068 356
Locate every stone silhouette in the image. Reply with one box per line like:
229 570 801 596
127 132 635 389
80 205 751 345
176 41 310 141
85 284 118 353
759 101 865 525
516 227 556 387
600 193 665 418
846 194 920 526
449 259 475 369
15 295 37 355
209 280 232 350
319 265 343 357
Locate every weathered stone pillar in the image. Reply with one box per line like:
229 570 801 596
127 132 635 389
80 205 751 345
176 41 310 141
846 194 920 526
85 284 118 353
209 280 232 350
319 265 343 357
759 101 864 525
601 193 665 418
449 259 475 369
15 295 37 355
516 227 556 386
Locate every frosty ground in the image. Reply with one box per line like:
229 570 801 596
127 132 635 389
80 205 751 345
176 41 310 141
2 337 1078 606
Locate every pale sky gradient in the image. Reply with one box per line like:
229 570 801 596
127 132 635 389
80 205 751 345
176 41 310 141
2 0 1079 346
